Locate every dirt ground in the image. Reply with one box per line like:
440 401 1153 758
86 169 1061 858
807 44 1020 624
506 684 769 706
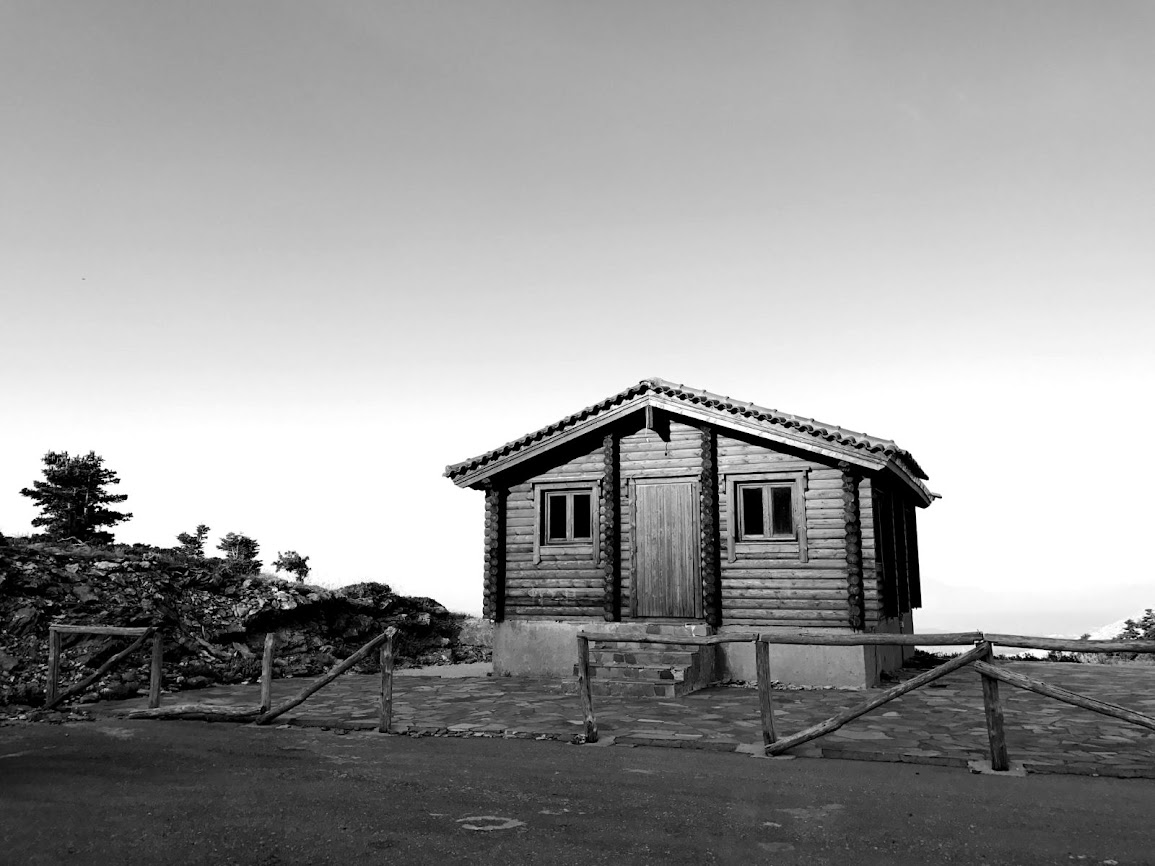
2 717 1153 865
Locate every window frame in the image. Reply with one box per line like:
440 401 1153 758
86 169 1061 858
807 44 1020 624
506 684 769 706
725 469 809 563
736 481 796 541
532 480 599 564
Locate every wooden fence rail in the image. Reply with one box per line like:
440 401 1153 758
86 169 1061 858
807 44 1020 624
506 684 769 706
984 634 1155 654
128 628 399 727
46 625 163 711
576 629 1155 771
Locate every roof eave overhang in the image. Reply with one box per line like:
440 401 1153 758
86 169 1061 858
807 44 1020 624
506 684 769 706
449 394 895 490
884 456 936 507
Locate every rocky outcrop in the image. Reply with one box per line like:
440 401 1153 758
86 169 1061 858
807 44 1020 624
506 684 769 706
0 539 487 707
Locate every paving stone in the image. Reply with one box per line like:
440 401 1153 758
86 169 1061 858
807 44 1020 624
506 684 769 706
94 661 1155 778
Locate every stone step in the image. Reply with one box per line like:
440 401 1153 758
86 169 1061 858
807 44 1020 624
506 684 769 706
590 649 696 666
588 678 696 698
573 662 688 682
584 664 686 682
590 640 703 652
587 623 712 638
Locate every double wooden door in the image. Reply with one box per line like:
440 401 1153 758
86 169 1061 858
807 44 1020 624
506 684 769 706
632 479 702 619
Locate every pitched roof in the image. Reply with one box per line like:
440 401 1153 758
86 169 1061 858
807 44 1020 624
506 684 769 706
446 378 932 501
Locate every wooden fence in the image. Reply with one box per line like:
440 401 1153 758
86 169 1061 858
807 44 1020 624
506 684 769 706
110 627 397 730
576 631 1155 770
46 624 164 711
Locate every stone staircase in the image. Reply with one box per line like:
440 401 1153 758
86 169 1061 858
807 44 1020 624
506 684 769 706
574 624 717 697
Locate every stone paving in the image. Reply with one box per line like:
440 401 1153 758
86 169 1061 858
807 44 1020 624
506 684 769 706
99 661 1155 779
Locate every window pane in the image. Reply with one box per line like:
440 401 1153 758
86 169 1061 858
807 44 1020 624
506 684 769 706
741 487 765 537
771 486 794 536
547 494 568 541
572 493 592 539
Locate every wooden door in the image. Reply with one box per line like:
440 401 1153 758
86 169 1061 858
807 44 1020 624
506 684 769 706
634 480 702 618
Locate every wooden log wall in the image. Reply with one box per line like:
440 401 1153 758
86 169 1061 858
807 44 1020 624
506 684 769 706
618 420 705 620
840 462 865 630
600 433 620 621
859 477 883 626
699 426 721 628
868 483 923 623
717 434 852 628
503 441 606 618
491 418 923 629
482 484 505 621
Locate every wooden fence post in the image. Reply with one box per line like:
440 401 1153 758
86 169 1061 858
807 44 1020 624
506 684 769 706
148 632 164 709
47 627 62 707
379 628 396 734
260 633 276 714
46 630 154 711
766 643 988 756
755 638 777 748
577 635 598 743
256 629 394 726
978 641 1010 771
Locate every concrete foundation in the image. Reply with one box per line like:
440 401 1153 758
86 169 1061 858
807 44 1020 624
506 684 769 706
493 620 600 677
493 615 917 688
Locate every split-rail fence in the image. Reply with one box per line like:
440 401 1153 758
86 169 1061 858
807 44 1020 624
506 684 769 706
575 630 1155 771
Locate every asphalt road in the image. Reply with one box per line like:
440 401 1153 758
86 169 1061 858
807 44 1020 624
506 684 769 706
1 718 1152 865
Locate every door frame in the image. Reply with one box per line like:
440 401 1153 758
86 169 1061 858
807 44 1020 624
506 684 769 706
627 475 703 619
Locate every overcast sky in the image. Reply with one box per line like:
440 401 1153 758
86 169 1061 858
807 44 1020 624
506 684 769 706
2 2 1152 635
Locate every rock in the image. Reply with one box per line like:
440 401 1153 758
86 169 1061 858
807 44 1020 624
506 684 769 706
99 682 139 700
0 539 466 706
8 607 38 635
71 584 99 603
458 618 494 648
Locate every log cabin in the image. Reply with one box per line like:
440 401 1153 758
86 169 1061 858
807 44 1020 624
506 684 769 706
445 379 936 691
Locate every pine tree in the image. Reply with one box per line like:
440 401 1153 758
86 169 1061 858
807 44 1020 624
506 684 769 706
176 524 211 557
1118 610 1155 642
273 550 311 583
217 532 261 574
19 451 132 545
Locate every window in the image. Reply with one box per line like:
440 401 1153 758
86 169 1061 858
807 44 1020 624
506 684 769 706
541 490 593 544
725 469 809 563
737 482 795 540
532 480 599 564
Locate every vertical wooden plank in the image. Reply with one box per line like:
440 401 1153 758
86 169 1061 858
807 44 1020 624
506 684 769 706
905 500 922 608
892 492 910 615
635 481 700 618
796 470 809 563
260 632 276 713
576 635 598 742
531 485 542 566
685 481 702 619
628 479 639 617
755 638 777 748
46 627 62 707
148 632 163 709
379 631 395 734
726 477 737 563
979 641 1010 771
876 488 898 619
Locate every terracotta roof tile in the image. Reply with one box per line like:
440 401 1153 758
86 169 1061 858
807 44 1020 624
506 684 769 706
445 378 928 482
